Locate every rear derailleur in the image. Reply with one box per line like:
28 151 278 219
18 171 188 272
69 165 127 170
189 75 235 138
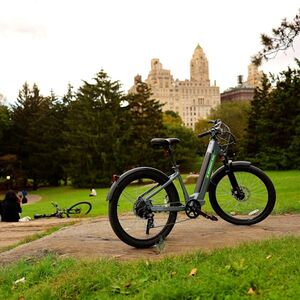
134 197 154 235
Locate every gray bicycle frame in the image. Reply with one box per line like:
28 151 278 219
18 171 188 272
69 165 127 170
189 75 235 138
143 139 221 213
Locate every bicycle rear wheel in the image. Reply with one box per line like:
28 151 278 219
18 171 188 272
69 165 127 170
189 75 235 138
66 202 92 217
109 167 180 248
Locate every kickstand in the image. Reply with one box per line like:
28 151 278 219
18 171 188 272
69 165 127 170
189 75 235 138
146 216 154 234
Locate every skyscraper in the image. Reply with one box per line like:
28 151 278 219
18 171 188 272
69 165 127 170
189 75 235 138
129 44 220 129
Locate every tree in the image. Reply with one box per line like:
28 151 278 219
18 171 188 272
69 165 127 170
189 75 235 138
125 82 166 170
243 74 272 158
41 90 68 186
56 84 76 185
10 83 56 188
63 70 128 187
164 124 198 172
252 11 300 65
163 110 183 126
0 104 11 154
194 101 250 157
244 63 300 169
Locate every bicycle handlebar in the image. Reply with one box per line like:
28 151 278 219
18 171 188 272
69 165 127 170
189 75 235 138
198 119 222 139
197 119 236 145
198 131 211 138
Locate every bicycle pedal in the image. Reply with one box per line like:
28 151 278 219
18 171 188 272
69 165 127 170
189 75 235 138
198 210 218 221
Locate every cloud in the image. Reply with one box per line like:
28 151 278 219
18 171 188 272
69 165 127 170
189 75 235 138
0 19 47 38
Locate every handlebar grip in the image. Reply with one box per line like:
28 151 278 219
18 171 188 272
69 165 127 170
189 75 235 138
198 131 211 138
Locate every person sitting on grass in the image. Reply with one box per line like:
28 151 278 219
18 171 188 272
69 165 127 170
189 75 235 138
89 188 97 197
0 190 22 222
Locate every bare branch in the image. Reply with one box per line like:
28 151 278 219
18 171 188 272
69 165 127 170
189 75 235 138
252 10 300 66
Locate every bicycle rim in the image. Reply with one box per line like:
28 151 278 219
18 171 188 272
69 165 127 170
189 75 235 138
109 169 178 247
67 202 92 217
210 166 275 224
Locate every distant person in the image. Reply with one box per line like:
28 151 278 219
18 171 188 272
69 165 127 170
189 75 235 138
0 190 22 222
18 190 28 204
89 188 97 197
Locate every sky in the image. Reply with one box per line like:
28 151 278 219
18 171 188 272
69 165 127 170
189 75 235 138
0 0 299 103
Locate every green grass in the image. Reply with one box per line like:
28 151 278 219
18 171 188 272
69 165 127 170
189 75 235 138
17 170 300 219
19 186 109 218
0 236 300 299
269 170 300 213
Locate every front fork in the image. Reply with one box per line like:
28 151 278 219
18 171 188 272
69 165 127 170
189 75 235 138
222 156 245 200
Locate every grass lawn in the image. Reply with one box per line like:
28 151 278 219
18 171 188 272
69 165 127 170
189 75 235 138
0 170 299 299
19 186 109 218
18 170 300 219
0 236 299 299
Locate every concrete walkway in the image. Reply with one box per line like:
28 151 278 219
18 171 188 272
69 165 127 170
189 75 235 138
0 214 300 265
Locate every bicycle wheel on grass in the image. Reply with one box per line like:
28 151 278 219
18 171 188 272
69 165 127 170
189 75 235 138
209 164 276 225
109 168 180 248
66 201 92 217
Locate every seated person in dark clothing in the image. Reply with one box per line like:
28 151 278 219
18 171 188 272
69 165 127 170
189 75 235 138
0 190 22 222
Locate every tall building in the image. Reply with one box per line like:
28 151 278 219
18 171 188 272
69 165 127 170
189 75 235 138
0 93 6 105
129 44 220 129
221 63 263 103
245 63 263 88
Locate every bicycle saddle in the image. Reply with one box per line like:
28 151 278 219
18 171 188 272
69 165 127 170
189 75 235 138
150 138 180 148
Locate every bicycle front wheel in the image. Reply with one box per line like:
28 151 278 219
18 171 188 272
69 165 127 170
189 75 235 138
66 202 92 217
209 164 276 225
109 168 180 248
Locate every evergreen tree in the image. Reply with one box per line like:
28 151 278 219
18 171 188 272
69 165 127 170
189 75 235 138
244 62 300 169
63 70 128 187
0 104 11 155
10 83 53 188
125 82 165 170
244 74 272 158
41 91 68 185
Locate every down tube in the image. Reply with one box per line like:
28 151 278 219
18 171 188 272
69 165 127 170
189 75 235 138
194 140 220 200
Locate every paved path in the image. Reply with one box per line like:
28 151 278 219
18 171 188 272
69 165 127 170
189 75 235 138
0 218 82 250
0 214 300 265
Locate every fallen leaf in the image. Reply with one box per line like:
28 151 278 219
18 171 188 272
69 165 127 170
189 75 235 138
170 271 177 277
14 277 26 285
124 282 131 288
247 287 256 295
189 268 197 276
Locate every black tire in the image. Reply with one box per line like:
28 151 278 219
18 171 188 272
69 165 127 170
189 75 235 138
109 168 180 248
66 201 92 217
34 213 46 219
34 213 56 219
209 164 276 225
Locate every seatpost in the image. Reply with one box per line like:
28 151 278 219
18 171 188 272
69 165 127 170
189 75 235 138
167 146 177 168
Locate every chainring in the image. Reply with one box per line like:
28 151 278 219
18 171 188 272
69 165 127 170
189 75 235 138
185 200 201 219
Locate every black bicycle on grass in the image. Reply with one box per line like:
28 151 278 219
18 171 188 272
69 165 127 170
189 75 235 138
34 201 92 219
108 119 276 248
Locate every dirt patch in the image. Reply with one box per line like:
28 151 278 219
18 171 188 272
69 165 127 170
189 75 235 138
0 214 300 265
